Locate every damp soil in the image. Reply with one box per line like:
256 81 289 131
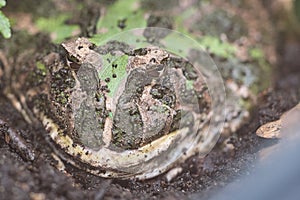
1 5 300 200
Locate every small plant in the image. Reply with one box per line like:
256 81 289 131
0 0 11 39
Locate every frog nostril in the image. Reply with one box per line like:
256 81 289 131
150 58 156 63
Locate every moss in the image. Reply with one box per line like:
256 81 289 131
199 36 237 58
248 47 272 93
249 48 264 60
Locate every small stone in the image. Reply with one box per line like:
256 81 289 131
165 167 183 182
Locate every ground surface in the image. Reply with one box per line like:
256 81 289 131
0 1 300 200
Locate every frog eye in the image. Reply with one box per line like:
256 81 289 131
66 55 81 69
66 54 80 64
88 43 96 50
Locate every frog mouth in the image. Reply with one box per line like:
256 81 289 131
36 105 212 179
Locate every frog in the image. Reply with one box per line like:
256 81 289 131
256 102 300 139
1 36 215 180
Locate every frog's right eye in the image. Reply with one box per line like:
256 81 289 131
88 43 96 50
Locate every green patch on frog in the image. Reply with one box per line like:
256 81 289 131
36 61 47 76
56 92 68 105
108 111 113 119
99 54 129 97
35 14 79 43
26 61 48 86
91 0 146 45
185 80 194 90
151 105 169 114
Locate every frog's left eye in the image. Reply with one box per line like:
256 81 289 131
66 54 80 64
66 55 81 69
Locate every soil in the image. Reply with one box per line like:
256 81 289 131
1 1 300 200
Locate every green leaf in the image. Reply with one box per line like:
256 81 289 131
0 0 6 8
91 0 146 45
35 14 79 43
0 11 11 39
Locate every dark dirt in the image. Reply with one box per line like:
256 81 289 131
1 1 300 200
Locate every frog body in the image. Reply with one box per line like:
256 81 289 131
2 36 214 180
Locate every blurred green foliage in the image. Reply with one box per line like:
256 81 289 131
294 0 300 22
35 14 79 43
91 0 146 45
0 0 11 38
199 36 237 58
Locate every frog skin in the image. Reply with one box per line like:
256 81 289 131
256 102 300 139
1 37 213 180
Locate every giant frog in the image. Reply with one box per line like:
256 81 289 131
1 34 225 180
